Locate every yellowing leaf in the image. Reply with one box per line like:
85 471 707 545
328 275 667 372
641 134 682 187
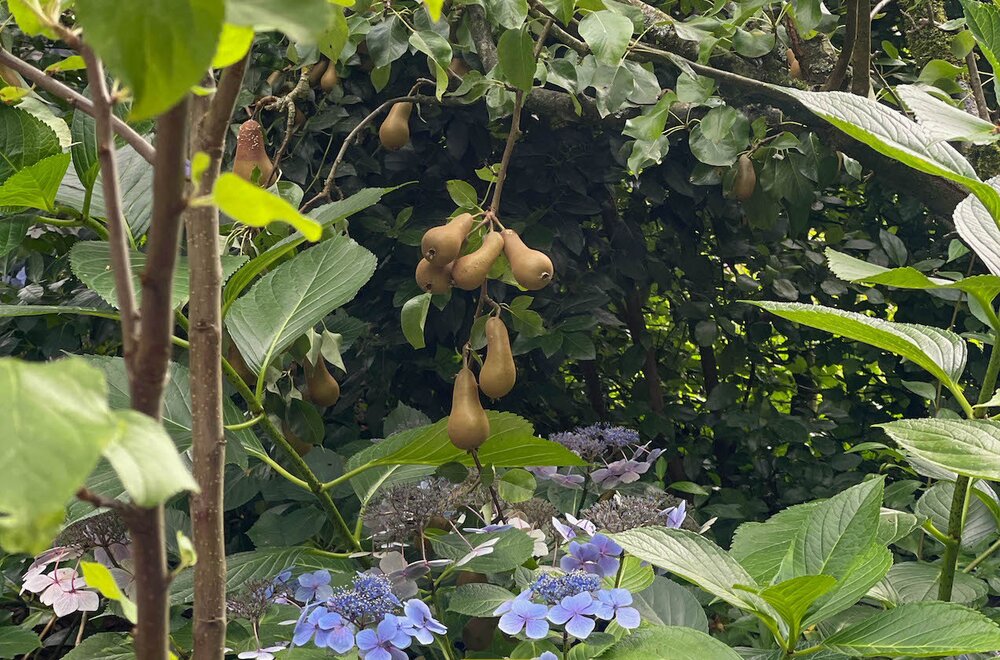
190 151 211 184
213 173 322 241
423 0 444 21
80 561 137 622
8 0 60 38
212 23 255 68
0 87 30 103
44 55 86 73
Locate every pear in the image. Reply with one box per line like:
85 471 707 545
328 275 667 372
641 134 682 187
282 421 314 457
226 343 255 385
308 59 328 87
421 212 475 264
479 316 516 398
447 366 490 450
732 154 756 201
449 57 471 77
305 359 341 407
787 48 802 80
266 70 284 89
233 120 274 186
379 102 413 151
500 229 553 290
452 231 505 290
320 63 339 92
415 258 453 294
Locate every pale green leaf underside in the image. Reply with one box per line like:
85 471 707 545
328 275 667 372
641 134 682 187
878 418 1000 480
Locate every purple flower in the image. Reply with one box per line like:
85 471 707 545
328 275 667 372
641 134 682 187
238 646 285 660
295 570 333 602
552 515 595 542
21 547 82 592
547 591 597 639
356 614 412 660
292 606 325 646
539 653 559 660
665 500 687 528
23 568 99 617
462 523 514 533
498 597 550 639
560 534 620 577
529 466 585 489
530 571 602 604
315 609 357 653
494 590 532 617
590 534 623 575
594 589 641 629
401 598 447 644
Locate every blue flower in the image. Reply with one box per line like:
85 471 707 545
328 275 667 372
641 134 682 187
561 535 620 577
292 606 325 646
547 591 597 639
498 597 550 639
530 571 601 604
356 614 412 660
295 570 333 602
315 609 357 653
237 646 286 660
401 598 447 644
590 534 623 575
538 653 559 660
594 588 641 629
329 572 401 622
665 500 687 528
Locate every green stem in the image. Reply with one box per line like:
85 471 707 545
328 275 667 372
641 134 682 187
922 519 950 544
321 463 373 491
937 474 972 601
963 535 1000 573
435 635 455 660
224 413 264 431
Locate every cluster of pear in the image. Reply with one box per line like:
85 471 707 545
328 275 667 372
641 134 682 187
447 315 515 450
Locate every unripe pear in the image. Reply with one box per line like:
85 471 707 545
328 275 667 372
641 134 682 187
308 59 329 87
732 154 756 201
422 212 475 264
415 258 453 294
447 366 490 451
500 229 553 290
320 63 339 92
479 316 516 398
452 231 505 290
379 102 413 151
305 359 341 407
233 120 274 186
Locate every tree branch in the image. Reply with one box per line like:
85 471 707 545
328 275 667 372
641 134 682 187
186 53 250 660
850 0 872 96
0 48 155 164
824 0 858 91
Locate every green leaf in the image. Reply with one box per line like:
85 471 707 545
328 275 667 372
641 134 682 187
410 30 452 72
730 501 819 583
562 332 596 359
876 508 921 545
212 23 256 68
804 544 892 626
447 180 480 208
751 575 837 631
613 527 772 615
488 0 530 29
877 418 1000 480
228 0 334 43
58 145 154 236
539 0 574 24
366 16 409 68
401 293 432 350
599 626 741 660
8 0 60 38
102 410 198 506
70 110 99 191
0 626 41 657
424 0 445 21
631 576 709 632
896 84 999 145
70 241 246 310
76 0 224 121
498 28 536 92
0 358 116 553
821 601 1000 656
733 28 775 58
449 583 517 616
826 248 1000 305
915 480 998 548
0 216 30 259
689 106 750 167
870 562 987 606
0 104 61 184
214 173 322 240
962 0 1000 105
750 301 967 389
498 468 536 502
170 546 353 604
0 153 70 210
226 234 377 375
0 304 119 320
80 561 137 622
578 11 634 64
953 176 1000 278
606 555 655 594
430 529 534 572
61 633 133 660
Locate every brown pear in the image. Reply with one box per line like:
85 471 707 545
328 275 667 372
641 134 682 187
479 316 516 398
787 48 802 80
226 343 255 385
282 421 314 457
305 359 341 407
447 366 490 451
379 102 413 151
308 59 329 87
421 212 475 264
0 63 25 88
500 229 553 290
266 70 284 89
732 154 756 201
449 57 471 77
452 231 505 290
415 258 453 294
233 120 274 185
320 63 339 92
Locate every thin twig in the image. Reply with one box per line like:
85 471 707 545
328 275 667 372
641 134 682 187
264 66 312 187
471 449 507 524
823 0 859 91
0 48 155 164
966 51 992 121
76 487 126 511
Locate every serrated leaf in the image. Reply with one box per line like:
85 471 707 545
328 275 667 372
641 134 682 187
731 501 819 584
0 216 30 259
870 562 987 606
579 11 634 64
0 153 70 210
61 633 133 660
803 544 892 626
915 480 998 549
751 575 837 631
598 626 741 659
401 293 432 350
750 301 967 388
449 583 517 616
57 145 154 236
0 626 41 657
0 104 61 184
70 110 99 191
953 176 1000 278
878 418 1000 480
631 576 708 632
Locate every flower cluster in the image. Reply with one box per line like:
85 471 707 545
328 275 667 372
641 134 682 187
363 478 461 548
20 546 99 618
582 494 689 533
290 570 447 660
549 423 640 461
533 424 664 492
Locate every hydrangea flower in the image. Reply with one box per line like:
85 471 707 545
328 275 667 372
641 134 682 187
401 598 447 644
560 534 621 577
238 646 286 660
547 591 597 639
22 568 99 617
550 424 640 461
355 614 412 660
497 597 550 639
314 609 356 653
552 515 595 542
528 466 585 489
531 571 602 604
328 572 401 622
292 606 326 646
666 500 687 528
591 445 664 490
539 653 559 660
595 588 641 629
295 570 333 602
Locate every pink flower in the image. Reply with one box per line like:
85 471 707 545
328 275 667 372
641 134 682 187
24 568 99 617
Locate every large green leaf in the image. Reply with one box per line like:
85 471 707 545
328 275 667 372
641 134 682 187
70 109 99 191
0 153 70 210
225 234 376 375
599 626 741 660
0 104 61 184
803 544 892 626
632 576 710 632
730 501 819 584
826 248 1000 305
227 0 334 43
613 527 771 615
578 11 633 65
57 145 154 236
430 529 534 572
170 546 353 603
962 0 1000 106
0 358 117 552
953 177 1000 278
896 84 999 145
102 410 197 507
748 575 837 634
497 28 535 92
70 241 246 310
0 215 31 259
875 508 920 546
877 418 1000 481
750 302 967 388
448 583 517 616
0 626 41 657
61 633 133 660
915 480 997 549
870 562 987 606
76 0 225 120
820 601 1000 656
